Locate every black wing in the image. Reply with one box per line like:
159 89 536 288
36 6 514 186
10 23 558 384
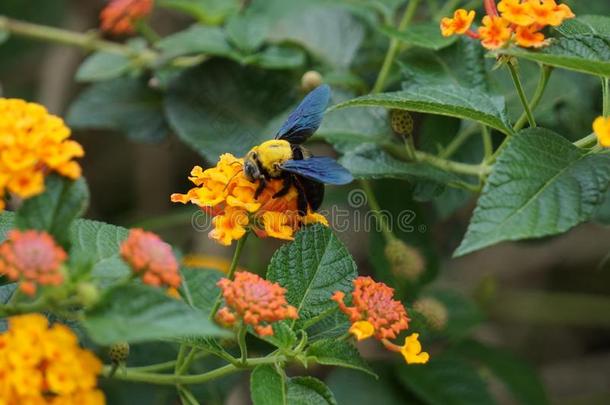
282 157 353 185
275 85 330 144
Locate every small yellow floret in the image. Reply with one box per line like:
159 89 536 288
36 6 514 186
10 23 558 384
349 320 375 341
593 116 610 148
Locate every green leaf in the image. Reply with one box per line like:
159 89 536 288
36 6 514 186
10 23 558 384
67 77 169 143
75 52 131 82
339 145 465 185
307 339 375 377
267 4 364 69
15 175 89 247
83 284 229 344
89 256 130 287
379 23 457 50
69 218 128 262
251 365 287 405
332 85 513 135
0 283 17 331
158 0 239 25
249 46 305 69
555 15 610 38
455 128 610 256
499 36 610 77
226 12 268 52
262 321 298 350
458 341 548 405
306 311 350 341
327 368 403 404
287 377 337 405
180 268 223 314
397 354 494 405
267 225 357 325
0 29 9 45
164 60 294 162
0 211 16 242
157 25 235 59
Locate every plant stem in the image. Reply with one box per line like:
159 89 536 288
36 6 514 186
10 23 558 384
439 124 478 159
103 355 287 385
209 233 249 319
371 0 420 93
237 324 248 365
177 348 199 375
174 345 189 375
574 133 597 148
514 64 552 131
135 20 161 44
603 76 609 117
359 180 394 242
507 61 536 129
481 125 493 163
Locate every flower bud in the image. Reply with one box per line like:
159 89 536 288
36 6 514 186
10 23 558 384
301 70 323 92
384 239 425 281
109 342 130 364
76 282 101 308
413 297 448 331
390 109 414 136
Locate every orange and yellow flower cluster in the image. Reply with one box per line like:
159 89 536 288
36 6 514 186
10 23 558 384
216 271 298 336
120 228 182 288
0 230 66 296
0 313 104 404
0 98 84 211
100 0 154 35
441 0 575 49
171 153 328 246
594 116 610 148
333 277 429 365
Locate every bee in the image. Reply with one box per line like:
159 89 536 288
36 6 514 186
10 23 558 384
243 85 353 214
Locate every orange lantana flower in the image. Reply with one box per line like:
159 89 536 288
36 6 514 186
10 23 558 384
497 0 535 26
478 15 512 49
440 9 476 37
100 0 154 35
515 24 548 48
0 230 66 296
216 272 298 336
120 228 181 288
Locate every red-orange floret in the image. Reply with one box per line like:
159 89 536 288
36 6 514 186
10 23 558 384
120 229 181 288
332 276 409 340
0 230 66 296
100 0 154 35
216 272 298 336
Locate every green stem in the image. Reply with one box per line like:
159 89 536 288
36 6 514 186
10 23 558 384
237 324 248 365
514 64 552 131
371 0 421 93
574 133 597 148
178 386 201 405
360 180 394 242
135 20 161 44
103 356 287 385
177 348 199 375
603 76 609 117
129 360 178 373
507 61 536 129
439 124 478 159
481 125 493 164
209 233 249 320
174 345 189 375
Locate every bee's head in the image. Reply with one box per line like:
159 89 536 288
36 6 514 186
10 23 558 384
243 147 261 181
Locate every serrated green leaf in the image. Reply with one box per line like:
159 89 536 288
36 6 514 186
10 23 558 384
158 0 239 25
555 15 610 38
67 77 169 143
262 321 298 350
75 52 131 82
83 284 229 344
157 25 235 59
164 60 294 162
15 175 89 247
306 311 350 341
69 218 128 262
267 225 357 325
332 85 513 135
251 365 287 405
268 5 364 69
499 36 610 77
180 268 223 314
455 128 610 256
397 354 494 405
287 377 337 405
458 340 548 405
307 339 375 376
89 256 130 287
379 23 457 50
0 211 15 242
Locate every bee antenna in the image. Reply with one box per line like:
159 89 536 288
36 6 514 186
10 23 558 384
223 167 244 191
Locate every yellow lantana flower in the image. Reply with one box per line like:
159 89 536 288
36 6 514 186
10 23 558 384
400 333 430 364
497 0 536 26
349 320 375 341
440 9 476 37
593 116 610 147
0 99 84 211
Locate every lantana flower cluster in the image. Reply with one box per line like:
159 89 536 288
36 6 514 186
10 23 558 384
120 228 182 288
333 277 429 365
594 116 610 148
0 98 84 211
441 0 575 49
0 313 104 404
100 0 154 35
171 153 328 246
216 271 298 336
0 230 67 296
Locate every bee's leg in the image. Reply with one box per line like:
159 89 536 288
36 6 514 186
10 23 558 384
254 177 267 199
273 174 293 198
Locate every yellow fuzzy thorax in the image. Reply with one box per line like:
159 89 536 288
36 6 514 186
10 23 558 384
248 139 292 177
